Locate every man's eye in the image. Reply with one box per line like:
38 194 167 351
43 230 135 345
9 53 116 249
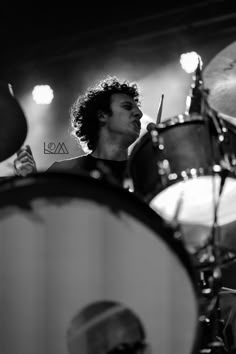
123 105 132 110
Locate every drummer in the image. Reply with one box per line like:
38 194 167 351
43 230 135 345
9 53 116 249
14 75 143 186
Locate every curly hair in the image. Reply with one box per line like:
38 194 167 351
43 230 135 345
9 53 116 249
70 76 141 152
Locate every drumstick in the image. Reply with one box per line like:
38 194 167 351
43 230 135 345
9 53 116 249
220 287 236 294
173 191 184 226
156 94 164 125
8 83 14 97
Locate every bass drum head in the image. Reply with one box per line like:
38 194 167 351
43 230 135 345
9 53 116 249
0 173 199 354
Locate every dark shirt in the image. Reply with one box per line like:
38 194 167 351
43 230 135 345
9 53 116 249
47 154 128 187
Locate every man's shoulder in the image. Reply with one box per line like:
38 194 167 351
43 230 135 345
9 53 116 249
47 154 91 172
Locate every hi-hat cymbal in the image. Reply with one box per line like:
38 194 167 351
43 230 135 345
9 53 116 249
203 41 236 122
0 82 28 162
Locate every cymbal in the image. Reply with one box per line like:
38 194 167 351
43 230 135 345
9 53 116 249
0 82 27 162
203 41 236 121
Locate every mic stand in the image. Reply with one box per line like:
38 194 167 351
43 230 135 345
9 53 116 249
201 88 232 172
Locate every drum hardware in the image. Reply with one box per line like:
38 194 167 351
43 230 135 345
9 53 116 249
186 161 236 271
194 56 235 184
127 42 236 354
190 84 233 352
89 160 124 187
216 117 236 172
145 92 165 149
195 217 230 353
199 300 228 354
185 56 203 116
190 55 233 176
199 78 236 269
156 159 171 189
202 87 234 174
146 122 164 150
198 269 229 354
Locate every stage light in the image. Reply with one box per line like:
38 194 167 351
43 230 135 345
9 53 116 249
32 85 54 104
180 52 202 74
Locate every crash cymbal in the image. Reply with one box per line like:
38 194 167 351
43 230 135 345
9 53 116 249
0 82 27 162
203 41 236 122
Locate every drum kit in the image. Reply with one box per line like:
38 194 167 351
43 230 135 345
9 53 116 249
0 42 236 354
129 40 236 353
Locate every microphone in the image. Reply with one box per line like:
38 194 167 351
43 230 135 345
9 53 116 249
146 94 164 147
185 57 203 115
146 122 157 132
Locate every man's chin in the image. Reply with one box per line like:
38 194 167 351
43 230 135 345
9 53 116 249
127 133 140 149
130 127 141 138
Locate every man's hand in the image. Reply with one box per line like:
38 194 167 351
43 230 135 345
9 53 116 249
13 145 37 177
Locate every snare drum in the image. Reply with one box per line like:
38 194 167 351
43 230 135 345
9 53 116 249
129 114 236 252
0 173 199 354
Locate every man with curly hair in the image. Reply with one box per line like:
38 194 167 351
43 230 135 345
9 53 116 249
14 76 142 186
47 76 143 185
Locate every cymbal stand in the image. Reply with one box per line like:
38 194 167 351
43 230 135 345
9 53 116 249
198 258 228 352
201 84 231 252
199 290 228 353
197 86 231 353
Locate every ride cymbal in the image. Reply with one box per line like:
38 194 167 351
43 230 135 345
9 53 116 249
203 41 236 122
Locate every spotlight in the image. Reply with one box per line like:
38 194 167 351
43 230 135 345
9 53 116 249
32 85 54 104
180 52 202 74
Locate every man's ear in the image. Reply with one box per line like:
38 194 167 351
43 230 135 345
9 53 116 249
97 110 108 124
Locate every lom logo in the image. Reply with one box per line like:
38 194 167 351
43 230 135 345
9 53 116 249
44 142 69 154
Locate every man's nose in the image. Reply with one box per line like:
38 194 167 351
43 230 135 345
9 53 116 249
133 107 143 120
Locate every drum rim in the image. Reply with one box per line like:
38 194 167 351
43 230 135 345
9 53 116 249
157 112 203 129
0 172 199 289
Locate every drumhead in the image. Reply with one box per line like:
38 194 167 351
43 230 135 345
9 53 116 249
0 173 199 354
150 174 236 226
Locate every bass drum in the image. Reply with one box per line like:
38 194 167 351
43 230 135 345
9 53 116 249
0 173 199 354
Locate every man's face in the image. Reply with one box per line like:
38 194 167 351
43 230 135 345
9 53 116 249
104 93 143 145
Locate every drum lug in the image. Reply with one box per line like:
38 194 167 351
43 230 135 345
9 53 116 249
149 127 165 150
230 153 236 167
227 153 236 176
123 177 134 192
157 159 170 185
219 154 235 173
157 159 170 175
157 136 165 151
90 169 102 179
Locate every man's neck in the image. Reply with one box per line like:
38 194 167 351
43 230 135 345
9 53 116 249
91 145 128 161
91 129 132 161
